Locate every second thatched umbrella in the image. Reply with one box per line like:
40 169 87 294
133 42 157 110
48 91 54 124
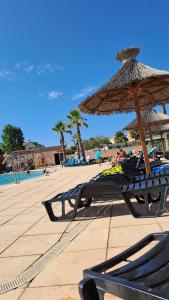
123 108 169 145
146 123 169 154
79 47 169 174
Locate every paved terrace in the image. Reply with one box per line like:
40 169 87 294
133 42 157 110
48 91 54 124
0 163 169 300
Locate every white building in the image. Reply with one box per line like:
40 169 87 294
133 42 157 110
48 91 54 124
23 141 36 150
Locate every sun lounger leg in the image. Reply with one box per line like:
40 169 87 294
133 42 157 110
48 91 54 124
61 200 66 218
157 186 168 216
142 193 150 214
123 194 141 218
79 278 99 300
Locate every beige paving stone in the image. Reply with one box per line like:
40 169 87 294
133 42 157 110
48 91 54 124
0 289 24 300
107 247 128 259
24 218 71 235
0 255 39 282
12 202 37 208
7 214 42 225
0 215 12 225
0 224 32 236
19 286 79 300
159 222 169 231
65 229 109 252
111 215 157 227
108 224 161 248
84 217 110 231
22 208 45 216
156 215 169 224
1 234 61 257
0 207 26 216
30 249 106 287
0 164 113 298
0 235 18 253
105 294 121 300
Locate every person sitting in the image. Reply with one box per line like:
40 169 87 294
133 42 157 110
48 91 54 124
115 151 120 162
116 149 127 163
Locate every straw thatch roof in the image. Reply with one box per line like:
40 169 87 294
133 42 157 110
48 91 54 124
79 47 169 115
146 123 169 135
123 109 169 131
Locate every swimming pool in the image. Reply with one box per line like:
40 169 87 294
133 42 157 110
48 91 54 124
0 171 43 186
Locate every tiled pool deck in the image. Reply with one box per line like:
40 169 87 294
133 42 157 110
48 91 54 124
0 163 169 300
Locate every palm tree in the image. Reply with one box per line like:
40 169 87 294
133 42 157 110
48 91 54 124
129 130 140 140
114 131 128 144
72 133 80 159
67 109 88 160
52 121 71 163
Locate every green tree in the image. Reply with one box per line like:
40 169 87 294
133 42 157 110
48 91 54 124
1 124 24 154
129 130 140 140
67 109 88 160
32 141 45 148
52 121 71 163
83 136 110 150
114 131 128 144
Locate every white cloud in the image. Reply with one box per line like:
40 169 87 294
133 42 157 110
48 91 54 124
72 86 96 101
0 68 15 81
0 61 63 82
24 65 34 74
15 62 22 69
37 63 63 75
15 62 34 74
48 90 63 99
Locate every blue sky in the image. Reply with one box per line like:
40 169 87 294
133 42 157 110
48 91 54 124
0 0 169 146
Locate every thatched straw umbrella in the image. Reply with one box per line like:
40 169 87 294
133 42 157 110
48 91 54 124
79 47 169 174
146 123 169 154
123 108 169 145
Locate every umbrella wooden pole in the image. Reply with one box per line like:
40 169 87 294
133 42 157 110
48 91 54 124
134 92 151 175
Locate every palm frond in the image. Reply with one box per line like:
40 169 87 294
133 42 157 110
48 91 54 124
82 122 88 128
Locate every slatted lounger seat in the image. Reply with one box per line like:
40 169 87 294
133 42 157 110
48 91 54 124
42 175 169 221
96 170 169 204
139 159 167 171
79 232 169 300
93 169 169 183
134 169 169 182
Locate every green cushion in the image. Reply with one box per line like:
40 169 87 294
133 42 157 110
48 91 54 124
102 164 123 176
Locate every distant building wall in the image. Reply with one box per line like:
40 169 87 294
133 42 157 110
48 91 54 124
85 145 141 160
33 151 56 167
11 146 63 168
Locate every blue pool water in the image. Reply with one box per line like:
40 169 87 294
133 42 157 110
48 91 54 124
0 171 43 185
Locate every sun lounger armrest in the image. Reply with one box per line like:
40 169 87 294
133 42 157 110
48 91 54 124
83 232 169 275
79 232 169 300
